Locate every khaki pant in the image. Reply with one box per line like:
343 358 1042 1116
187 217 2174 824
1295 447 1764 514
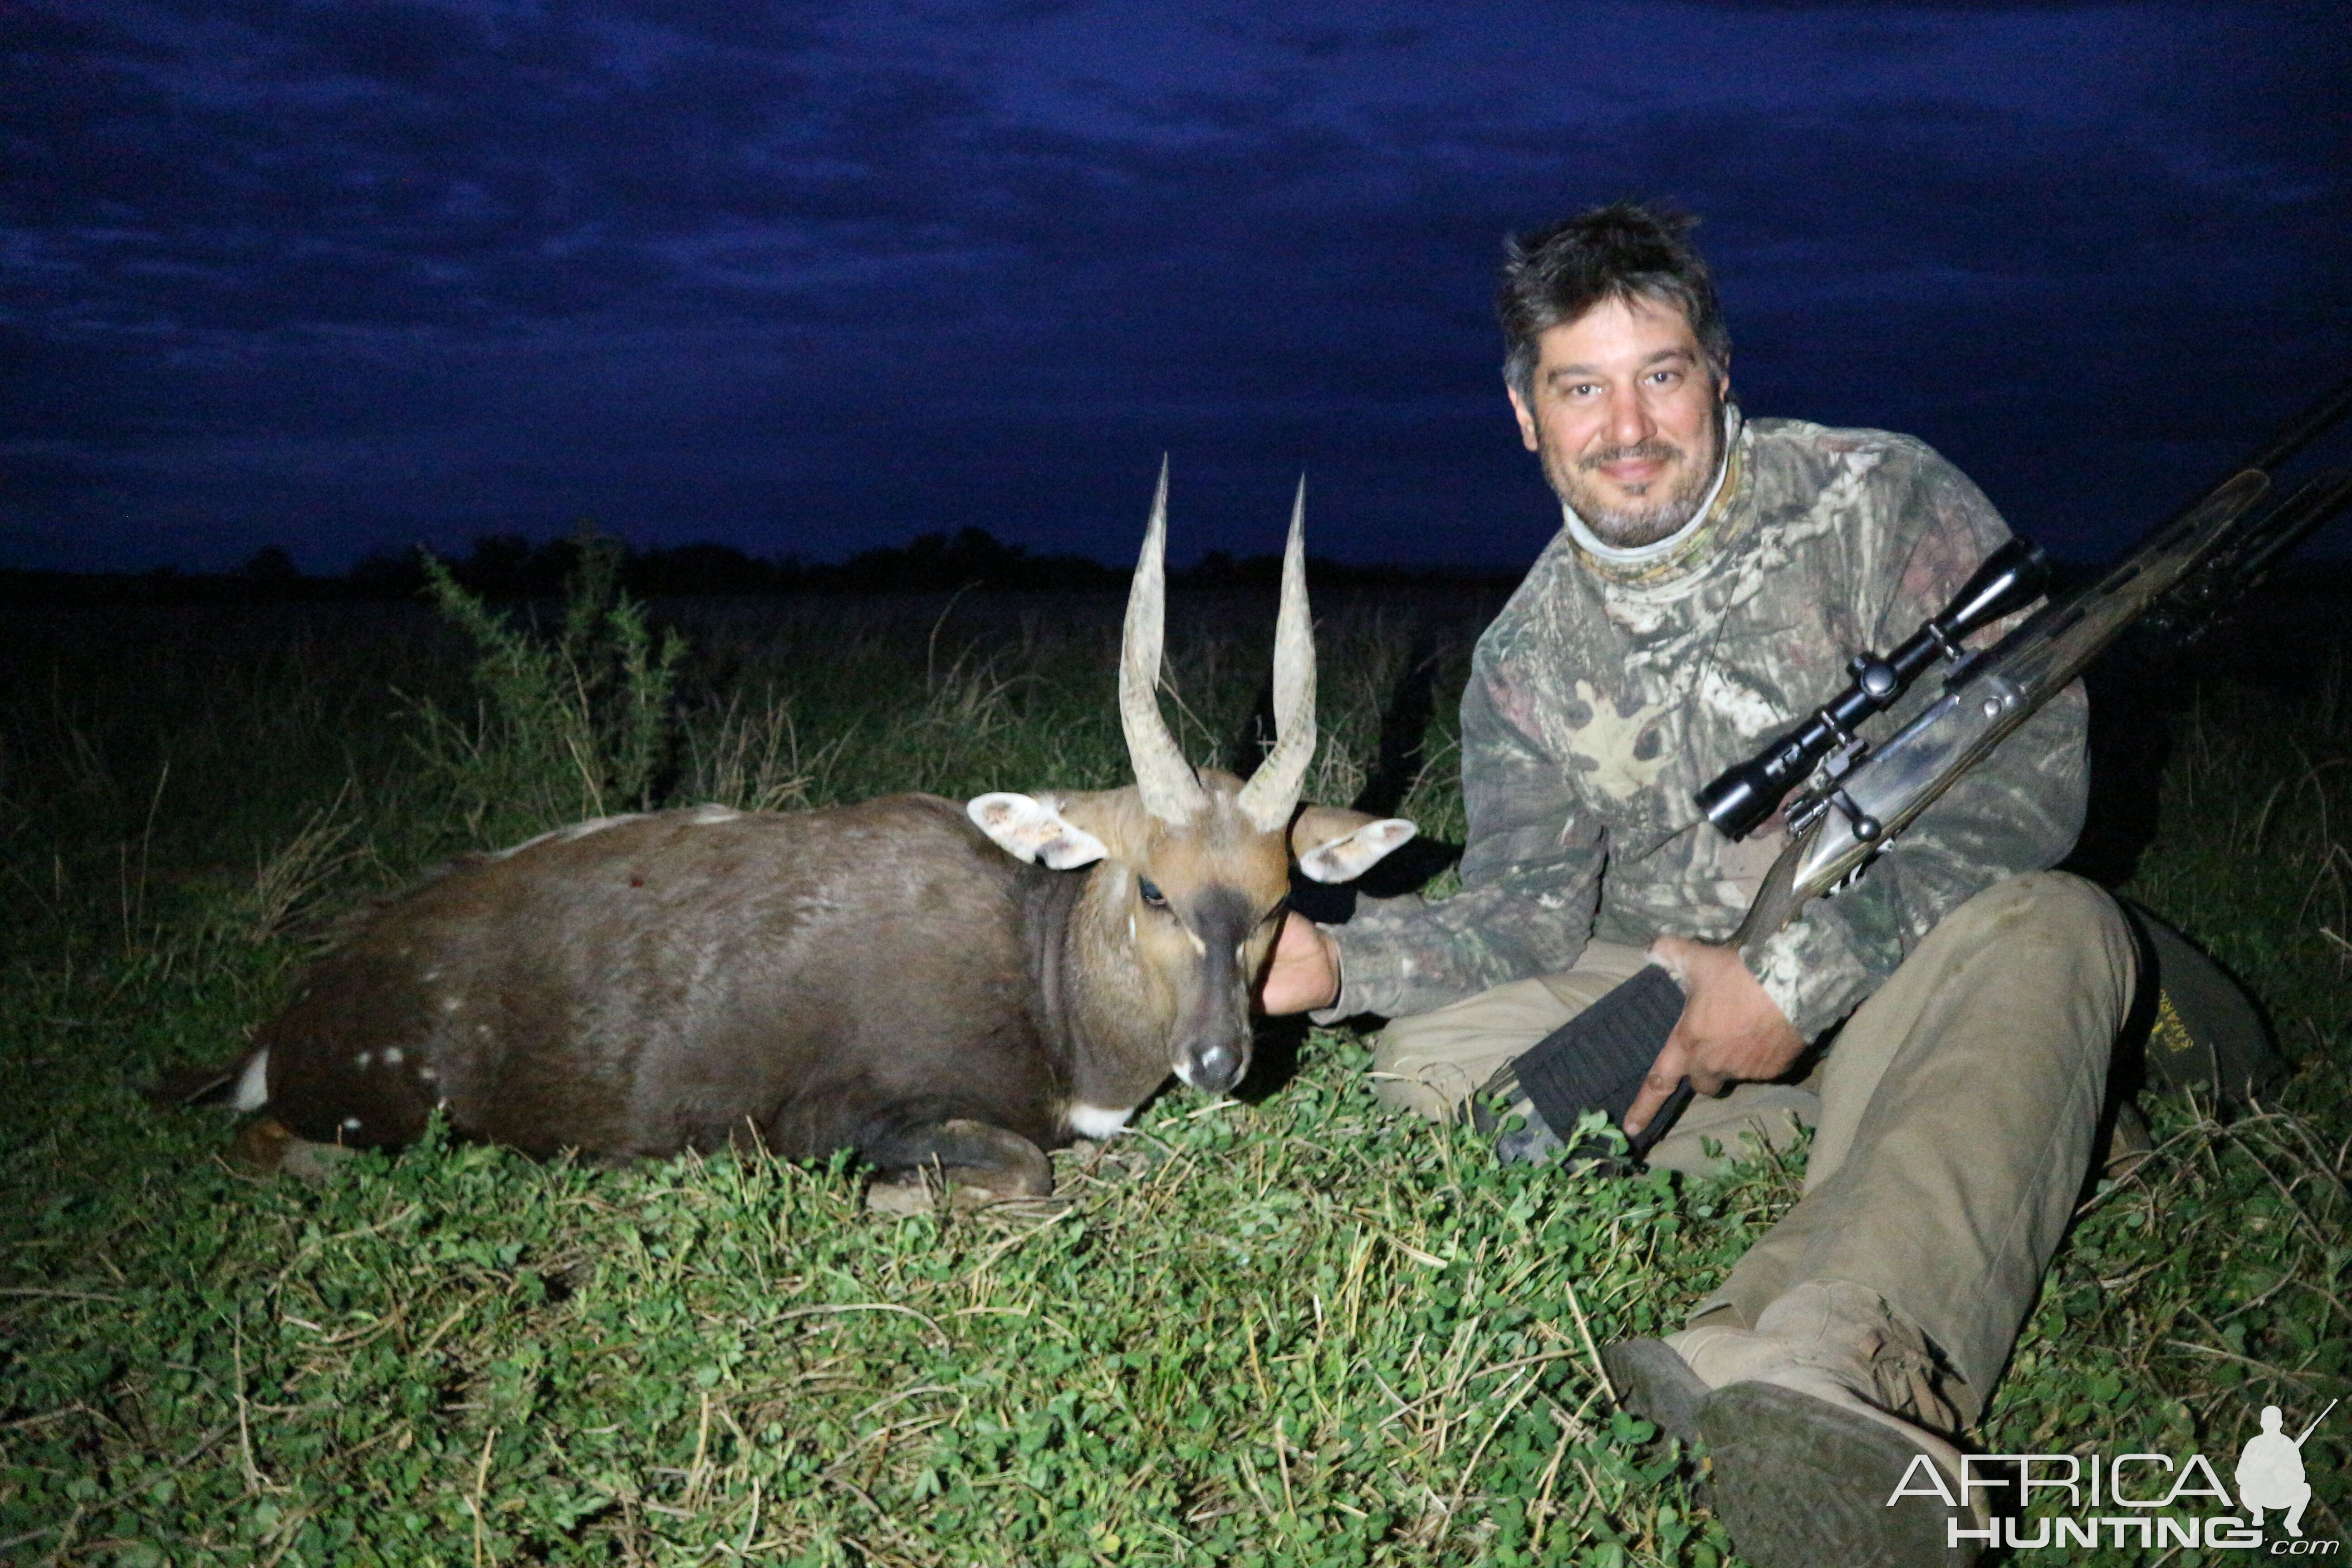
1370 871 2135 1421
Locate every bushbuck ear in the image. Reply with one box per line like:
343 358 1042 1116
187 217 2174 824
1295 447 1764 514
967 794 1109 870
1291 808 1417 884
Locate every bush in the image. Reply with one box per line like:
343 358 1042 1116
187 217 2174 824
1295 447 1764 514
409 536 684 847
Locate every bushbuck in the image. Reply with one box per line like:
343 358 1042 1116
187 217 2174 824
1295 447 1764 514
220 473 1414 1196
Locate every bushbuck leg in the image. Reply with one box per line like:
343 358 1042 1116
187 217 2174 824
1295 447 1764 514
864 1119 1056 1199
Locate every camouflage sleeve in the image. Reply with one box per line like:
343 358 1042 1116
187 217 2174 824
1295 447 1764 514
1318 647 1603 1020
1746 455 2090 1039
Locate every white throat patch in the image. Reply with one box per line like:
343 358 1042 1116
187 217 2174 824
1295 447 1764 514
1066 1102 1134 1139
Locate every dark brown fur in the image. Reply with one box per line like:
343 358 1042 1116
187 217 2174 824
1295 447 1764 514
257 800 1083 1179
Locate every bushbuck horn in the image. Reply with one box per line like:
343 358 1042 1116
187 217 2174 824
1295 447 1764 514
1234 476 1315 831
1121 458 1210 823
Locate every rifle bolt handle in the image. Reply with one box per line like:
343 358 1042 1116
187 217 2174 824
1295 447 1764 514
1830 790 1883 841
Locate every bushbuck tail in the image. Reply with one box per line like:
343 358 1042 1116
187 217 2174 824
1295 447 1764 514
219 472 1414 1196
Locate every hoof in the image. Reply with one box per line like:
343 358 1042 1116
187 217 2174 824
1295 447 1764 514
864 1168 1063 1219
230 1115 294 1171
867 1118 1055 1201
229 1116 356 1182
865 1176 938 1219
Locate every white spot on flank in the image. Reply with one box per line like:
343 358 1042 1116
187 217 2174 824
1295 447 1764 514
382 1047 403 1066
1067 1103 1134 1139
418 1067 438 1082
687 803 740 823
420 967 440 983
353 1050 372 1068
340 1117 362 1132
440 996 462 1013
232 1048 271 1112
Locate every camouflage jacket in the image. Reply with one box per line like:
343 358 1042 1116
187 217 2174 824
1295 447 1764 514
1325 408 2088 1039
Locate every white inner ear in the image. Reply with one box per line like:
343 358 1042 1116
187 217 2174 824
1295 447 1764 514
1297 817 1417 884
968 793 1109 870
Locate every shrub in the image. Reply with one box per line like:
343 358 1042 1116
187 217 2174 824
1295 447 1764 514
409 536 684 847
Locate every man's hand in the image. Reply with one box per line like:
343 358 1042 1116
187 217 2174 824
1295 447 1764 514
1260 911 1340 1014
1623 934 1806 1137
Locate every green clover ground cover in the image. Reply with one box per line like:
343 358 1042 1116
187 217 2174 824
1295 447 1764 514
1 585 2344 1565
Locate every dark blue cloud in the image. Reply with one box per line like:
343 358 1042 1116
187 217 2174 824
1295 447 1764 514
1 0 2346 572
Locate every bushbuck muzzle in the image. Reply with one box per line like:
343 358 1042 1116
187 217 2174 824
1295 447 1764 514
1170 882 1259 1094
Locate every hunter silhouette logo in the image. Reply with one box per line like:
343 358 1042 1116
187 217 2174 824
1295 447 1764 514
2238 1399 2332 1540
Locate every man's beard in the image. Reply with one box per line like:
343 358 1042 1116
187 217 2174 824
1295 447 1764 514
1546 405 1725 549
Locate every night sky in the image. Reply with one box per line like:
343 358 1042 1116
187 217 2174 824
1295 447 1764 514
6 1 2349 576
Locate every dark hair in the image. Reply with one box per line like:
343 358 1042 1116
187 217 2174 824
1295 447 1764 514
1498 201 1730 402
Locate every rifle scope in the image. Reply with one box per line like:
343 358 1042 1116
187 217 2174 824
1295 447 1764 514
1694 535 2049 840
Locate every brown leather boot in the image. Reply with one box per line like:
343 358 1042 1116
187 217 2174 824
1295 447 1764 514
1606 1281 1988 1568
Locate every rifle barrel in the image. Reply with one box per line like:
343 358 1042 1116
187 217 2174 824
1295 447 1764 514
2236 470 2352 581
2242 372 2352 480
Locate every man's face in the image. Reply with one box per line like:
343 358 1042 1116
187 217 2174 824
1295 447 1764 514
1507 293 1728 549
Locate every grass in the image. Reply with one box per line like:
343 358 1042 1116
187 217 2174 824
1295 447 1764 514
0 576 2344 1565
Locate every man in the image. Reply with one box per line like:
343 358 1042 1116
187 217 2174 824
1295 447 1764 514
2235 1405 2315 1537
1261 203 2136 1567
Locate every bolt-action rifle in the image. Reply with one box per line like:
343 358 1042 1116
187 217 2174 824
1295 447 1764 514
1480 375 2352 1165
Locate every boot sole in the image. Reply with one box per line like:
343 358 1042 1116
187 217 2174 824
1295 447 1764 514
1698 1381 1979 1568
1601 1338 1709 1443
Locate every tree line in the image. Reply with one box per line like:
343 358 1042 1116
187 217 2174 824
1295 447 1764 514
2 528 1515 607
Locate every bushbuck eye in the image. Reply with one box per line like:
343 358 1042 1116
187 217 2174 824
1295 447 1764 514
1137 877 1168 908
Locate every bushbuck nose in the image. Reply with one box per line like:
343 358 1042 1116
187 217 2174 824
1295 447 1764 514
1184 1040 1245 1094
